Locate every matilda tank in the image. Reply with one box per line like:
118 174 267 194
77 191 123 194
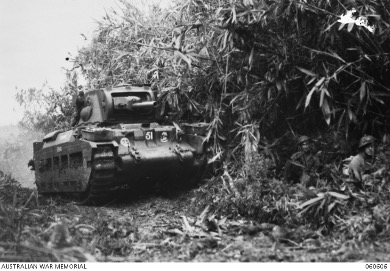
30 84 209 204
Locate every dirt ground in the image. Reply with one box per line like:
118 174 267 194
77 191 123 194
40 189 390 262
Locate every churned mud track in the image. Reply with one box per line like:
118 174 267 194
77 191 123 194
46 189 390 262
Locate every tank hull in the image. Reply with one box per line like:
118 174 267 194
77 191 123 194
32 124 207 203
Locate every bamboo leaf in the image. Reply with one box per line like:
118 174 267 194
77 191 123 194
297 205 312 217
315 77 325 87
360 81 366 101
248 47 254 70
232 7 237 23
337 109 346 130
208 151 223 164
305 86 317 108
296 94 305 109
347 22 354 32
347 107 357 123
324 88 330 97
325 114 330 125
296 67 317 77
298 194 324 209
330 51 346 63
374 97 385 104
348 107 353 121
275 78 283 92
223 31 229 49
327 201 337 213
328 191 349 200
320 87 325 107
324 20 339 32
308 77 316 85
322 98 331 125
338 23 346 31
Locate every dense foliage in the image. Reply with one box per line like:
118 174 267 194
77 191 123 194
65 0 390 156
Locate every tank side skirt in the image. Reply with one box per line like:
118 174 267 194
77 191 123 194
34 140 92 193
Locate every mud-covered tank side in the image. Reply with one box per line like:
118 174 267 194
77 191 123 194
33 130 94 193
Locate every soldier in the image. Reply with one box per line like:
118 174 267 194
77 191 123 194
285 135 320 186
71 91 86 127
348 135 377 187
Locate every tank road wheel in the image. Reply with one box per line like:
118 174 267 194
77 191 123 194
79 146 117 205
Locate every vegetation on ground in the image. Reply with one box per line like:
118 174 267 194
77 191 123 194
1 169 390 262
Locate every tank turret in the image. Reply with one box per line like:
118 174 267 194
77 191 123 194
77 84 161 126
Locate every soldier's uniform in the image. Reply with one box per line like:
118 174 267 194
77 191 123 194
285 136 320 186
71 91 86 127
348 135 376 186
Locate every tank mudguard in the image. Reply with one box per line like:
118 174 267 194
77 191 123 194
42 130 76 148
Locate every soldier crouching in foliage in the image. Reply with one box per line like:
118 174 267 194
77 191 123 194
71 91 86 127
348 135 385 190
285 135 320 186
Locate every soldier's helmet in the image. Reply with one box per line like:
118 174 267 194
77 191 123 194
358 135 376 149
297 135 310 146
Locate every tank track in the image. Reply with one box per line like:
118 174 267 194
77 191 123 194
80 146 117 205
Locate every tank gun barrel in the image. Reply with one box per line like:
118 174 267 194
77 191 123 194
113 96 157 111
132 101 157 109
